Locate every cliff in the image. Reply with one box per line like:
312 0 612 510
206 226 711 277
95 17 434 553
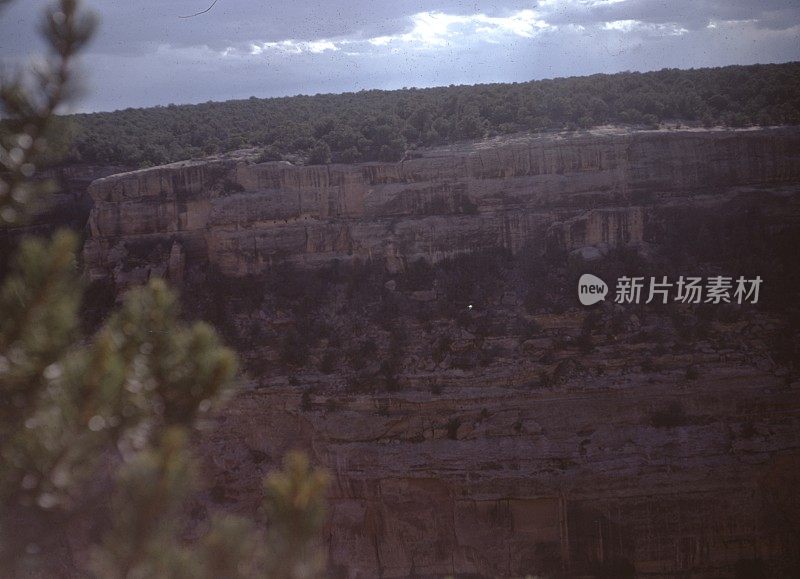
83 127 800 285
79 127 800 577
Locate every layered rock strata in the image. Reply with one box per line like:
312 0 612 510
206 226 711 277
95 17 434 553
77 127 800 577
82 127 800 285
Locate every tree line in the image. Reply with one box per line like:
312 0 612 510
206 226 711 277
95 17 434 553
59 62 800 168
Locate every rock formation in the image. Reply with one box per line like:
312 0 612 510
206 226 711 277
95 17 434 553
83 127 800 285
76 127 800 577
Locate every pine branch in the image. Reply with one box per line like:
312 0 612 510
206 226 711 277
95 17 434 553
0 0 96 226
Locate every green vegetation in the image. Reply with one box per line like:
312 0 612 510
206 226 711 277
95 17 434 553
1 1 328 576
188 190 800 392
59 62 800 168
649 401 689 429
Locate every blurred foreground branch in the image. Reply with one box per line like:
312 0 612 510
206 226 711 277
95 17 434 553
0 1 328 577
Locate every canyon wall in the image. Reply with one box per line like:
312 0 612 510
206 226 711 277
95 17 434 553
83 127 800 285
81 127 800 577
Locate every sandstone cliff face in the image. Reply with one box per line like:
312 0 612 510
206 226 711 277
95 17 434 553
79 127 800 578
83 127 800 285
206 364 797 578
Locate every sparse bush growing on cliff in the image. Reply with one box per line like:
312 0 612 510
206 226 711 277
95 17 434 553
733 557 768 579
432 335 452 364
403 257 435 291
319 350 338 374
280 329 310 368
641 357 657 373
479 345 500 367
591 557 636 579
770 325 799 371
515 318 542 341
537 371 552 388
438 247 510 308
649 401 689 428
452 352 478 370
446 417 462 440
576 332 595 354
301 388 313 411
347 339 377 371
582 310 603 334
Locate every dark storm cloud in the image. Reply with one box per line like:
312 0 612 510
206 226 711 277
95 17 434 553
1 0 799 112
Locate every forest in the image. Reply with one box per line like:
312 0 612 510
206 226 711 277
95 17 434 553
57 62 800 168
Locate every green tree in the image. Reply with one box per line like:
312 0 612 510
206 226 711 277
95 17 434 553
308 140 331 165
0 1 328 577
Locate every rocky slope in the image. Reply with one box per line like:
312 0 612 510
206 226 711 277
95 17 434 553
79 127 800 577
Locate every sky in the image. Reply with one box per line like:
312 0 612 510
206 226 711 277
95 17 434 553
1 0 799 113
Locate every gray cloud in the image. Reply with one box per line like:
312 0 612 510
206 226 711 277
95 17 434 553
1 0 798 112
1 1 537 56
539 0 800 30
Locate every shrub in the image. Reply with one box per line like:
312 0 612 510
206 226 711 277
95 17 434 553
319 350 337 374
650 401 688 428
446 418 462 440
257 145 282 162
308 140 331 165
